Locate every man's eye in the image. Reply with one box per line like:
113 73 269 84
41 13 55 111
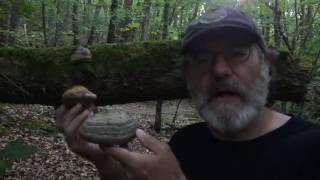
195 54 211 63
231 50 247 57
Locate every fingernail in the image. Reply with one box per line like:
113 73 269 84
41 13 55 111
89 111 94 117
136 129 146 137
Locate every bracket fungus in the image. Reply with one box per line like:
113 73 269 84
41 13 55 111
62 85 97 109
62 85 138 146
70 46 92 63
79 111 138 146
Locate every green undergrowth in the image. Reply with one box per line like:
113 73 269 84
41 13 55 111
0 138 38 178
20 119 60 136
0 125 9 136
1 117 59 137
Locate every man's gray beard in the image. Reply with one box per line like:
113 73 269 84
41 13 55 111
187 60 271 135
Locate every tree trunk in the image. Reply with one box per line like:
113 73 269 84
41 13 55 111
72 0 80 45
42 0 48 46
87 1 103 45
0 2 9 46
141 0 152 40
5 1 19 46
273 0 281 48
119 0 134 42
62 0 72 32
179 6 185 39
0 41 309 106
154 100 162 133
161 0 170 40
54 0 62 46
299 4 318 51
154 1 172 132
107 0 118 43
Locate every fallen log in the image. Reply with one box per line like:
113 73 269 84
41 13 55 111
0 40 309 106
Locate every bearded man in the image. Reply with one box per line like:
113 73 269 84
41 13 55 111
54 7 320 180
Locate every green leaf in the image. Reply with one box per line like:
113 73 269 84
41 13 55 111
0 159 12 177
0 138 38 161
129 22 140 29
0 125 9 136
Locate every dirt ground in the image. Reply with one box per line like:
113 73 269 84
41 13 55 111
1 99 202 179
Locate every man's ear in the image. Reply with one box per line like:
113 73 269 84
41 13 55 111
264 48 279 78
265 48 279 66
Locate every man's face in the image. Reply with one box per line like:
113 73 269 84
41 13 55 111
184 36 271 135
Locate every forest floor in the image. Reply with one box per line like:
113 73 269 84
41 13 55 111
0 100 202 180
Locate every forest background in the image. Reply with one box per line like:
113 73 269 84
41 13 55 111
0 0 320 179
1 0 320 118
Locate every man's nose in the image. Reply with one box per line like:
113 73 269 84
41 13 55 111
210 54 232 78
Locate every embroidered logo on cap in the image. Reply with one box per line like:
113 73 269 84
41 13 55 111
198 9 227 24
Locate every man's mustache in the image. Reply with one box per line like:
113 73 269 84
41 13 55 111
207 79 247 103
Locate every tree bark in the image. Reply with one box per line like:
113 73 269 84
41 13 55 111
0 1 9 47
72 0 80 45
119 0 134 42
5 1 19 46
273 0 281 48
107 0 118 43
62 0 72 32
0 41 309 106
54 0 62 46
154 99 162 133
154 1 171 132
87 1 103 45
141 0 152 40
161 0 170 40
42 0 48 46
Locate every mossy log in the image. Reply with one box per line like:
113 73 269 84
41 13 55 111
0 40 309 106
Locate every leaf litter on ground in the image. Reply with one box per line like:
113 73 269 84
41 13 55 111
0 100 202 179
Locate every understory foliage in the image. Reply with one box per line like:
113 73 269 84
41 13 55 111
0 138 38 178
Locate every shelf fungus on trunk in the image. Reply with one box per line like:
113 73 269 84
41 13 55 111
62 85 97 109
70 46 92 63
79 111 138 146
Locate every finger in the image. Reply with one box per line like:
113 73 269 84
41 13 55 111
136 129 166 154
107 147 143 168
54 105 67 128
90 104 98 113
65 109 91 137
64 103 84 127
100 143 130 154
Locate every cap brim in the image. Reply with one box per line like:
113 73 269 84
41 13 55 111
182 25 261 53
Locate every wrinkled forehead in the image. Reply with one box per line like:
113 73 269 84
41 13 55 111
185 28 257 54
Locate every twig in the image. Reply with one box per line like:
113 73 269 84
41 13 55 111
0 73 32 96
171 99 182 124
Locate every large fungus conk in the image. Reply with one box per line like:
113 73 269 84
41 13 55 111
79 111 138 146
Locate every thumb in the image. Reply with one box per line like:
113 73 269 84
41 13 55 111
136 129 166 154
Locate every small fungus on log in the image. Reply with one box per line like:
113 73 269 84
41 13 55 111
70 46 92 63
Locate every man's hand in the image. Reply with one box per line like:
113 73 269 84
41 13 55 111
55 104 104 161
107 129 187 180
54 104 185 180
54 104 128 179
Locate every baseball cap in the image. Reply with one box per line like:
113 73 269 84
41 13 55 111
182 7 266 53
